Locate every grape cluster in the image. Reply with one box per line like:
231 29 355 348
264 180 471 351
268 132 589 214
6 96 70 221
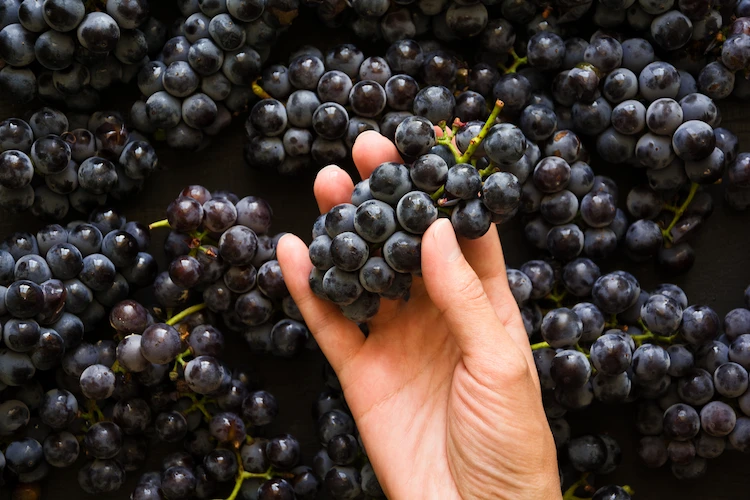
106 303 315 499
508 256 750 480
557 433 635 500
303 97 531 321
244 35 525 175
532 36 740 272
310 368 385 498
129 0 293 150
0 107 159 220
0 0 164 107
0 208 156 493
151 184 315 359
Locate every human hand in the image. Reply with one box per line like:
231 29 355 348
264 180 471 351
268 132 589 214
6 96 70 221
277 131 560 500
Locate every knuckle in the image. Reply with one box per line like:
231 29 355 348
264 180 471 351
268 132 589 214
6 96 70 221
454 275 487 307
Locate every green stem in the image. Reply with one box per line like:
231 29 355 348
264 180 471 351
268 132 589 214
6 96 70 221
661 183 699 242
251 78 271 100
456 100 504 164
575 343 590 358
435 134 463 162
166 303 207 326
530 341 551 350
79 400 105 427
605 313 619 329
181 393 213 423
169 347 194 381
498 48 528 74
632 319 678 346
478 163 498 179
430 185 445 201
546 290 567 308
149 219 171 230
110 360 127 374
451 119 461 137
562 473 591 500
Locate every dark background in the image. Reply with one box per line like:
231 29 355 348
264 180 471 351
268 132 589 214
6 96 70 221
1 8 750 499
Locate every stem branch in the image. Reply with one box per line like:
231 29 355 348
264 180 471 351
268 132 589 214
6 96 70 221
166 303 207 326
661 183 699 242
149 219 171 230
457 100 504 164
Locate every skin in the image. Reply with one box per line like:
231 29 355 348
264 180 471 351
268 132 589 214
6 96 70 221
278 130 561 500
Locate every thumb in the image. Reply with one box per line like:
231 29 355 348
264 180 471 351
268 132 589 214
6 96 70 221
421 219 526 366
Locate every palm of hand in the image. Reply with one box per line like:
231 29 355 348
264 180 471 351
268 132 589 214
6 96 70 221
338 283 463 499
277 131 559 499
345 283 553 499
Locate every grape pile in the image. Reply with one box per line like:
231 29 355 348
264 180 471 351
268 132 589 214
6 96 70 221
0 187 393 499
0 107 159 220
108 303 319 499
310 368 385 498
0 0 748 496
504 258 750 480
0 208 157 492
0 0 163 107
129 0 296 150
150 185 314 359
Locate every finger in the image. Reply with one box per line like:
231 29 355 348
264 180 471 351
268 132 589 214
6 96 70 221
458 227 528 344
421 219 526 365
277 234 365 374
352 131 402 180
459 226 539 379
314 165 355 213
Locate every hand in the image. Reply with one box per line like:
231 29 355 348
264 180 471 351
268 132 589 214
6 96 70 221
277 131 560 500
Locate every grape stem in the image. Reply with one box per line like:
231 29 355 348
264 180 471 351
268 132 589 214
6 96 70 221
498 49 528 74
110 360 127 375
430 185 445 201
530 341 551 350
435 133 463 162
456 100 504 164
251 78 271 100
79 400 105 427
661 182 699 243
478 163 498 179
149 219 171 230
166 303 207 326
575 343 591 358
181 392 213 423
631 319 678 346
605 313 619 329
224 450 293 500
545 287 567 308
562 473 592 500
169 347 194 381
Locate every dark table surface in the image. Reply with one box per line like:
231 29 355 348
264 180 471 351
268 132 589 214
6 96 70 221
1 30 750 500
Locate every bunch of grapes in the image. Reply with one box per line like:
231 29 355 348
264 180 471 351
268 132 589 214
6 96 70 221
0 208 156 494
150 184 314 359
518 31 741 271
310 370 386 498
129 0 295 150
506 257 750 480
244 34 543 175
303 97 533 321
0 0 164 107
103 300 316 499
0 107 159 220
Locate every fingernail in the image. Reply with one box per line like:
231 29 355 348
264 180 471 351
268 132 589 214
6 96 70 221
317 165 340 181
432 219 461 262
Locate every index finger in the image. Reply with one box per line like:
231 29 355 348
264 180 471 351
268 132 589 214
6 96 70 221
351 131 402 180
